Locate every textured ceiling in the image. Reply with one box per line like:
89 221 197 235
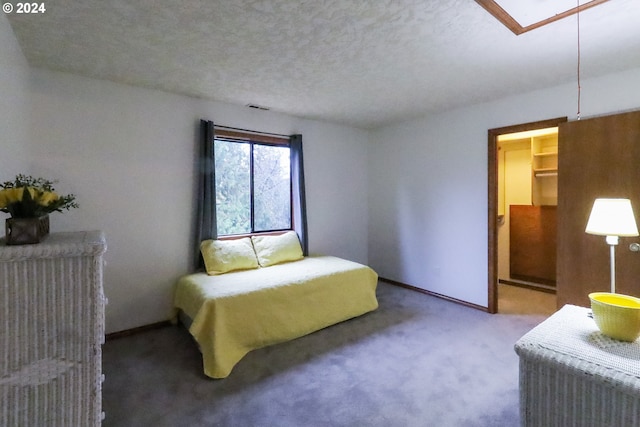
7 0 640 129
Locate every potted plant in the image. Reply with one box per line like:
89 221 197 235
0 174 78 245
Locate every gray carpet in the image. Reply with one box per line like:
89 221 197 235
102 281 547 426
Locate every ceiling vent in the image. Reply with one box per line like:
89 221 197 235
246 104 270 111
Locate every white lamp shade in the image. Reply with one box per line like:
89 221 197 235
585 198 639 237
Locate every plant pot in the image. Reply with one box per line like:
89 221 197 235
5 215 50 245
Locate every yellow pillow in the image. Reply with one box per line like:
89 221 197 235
200 237 259 275
251 231 304 267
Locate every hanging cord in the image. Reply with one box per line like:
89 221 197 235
576 0 581 120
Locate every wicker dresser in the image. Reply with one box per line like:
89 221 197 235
515 304 640 427
0 231 107 426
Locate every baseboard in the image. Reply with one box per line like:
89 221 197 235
379 277 488 312
105 320 172 341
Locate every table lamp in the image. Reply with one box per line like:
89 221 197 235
585 198 639 293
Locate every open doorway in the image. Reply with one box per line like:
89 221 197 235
487 117 567 314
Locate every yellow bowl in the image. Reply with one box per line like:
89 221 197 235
589 292 640 342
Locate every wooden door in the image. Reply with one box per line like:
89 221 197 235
557 110 640 307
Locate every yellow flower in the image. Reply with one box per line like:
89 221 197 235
0 187 24 208
38 191 59 206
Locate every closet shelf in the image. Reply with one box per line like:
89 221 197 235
533 151 558 158
534 168 558 177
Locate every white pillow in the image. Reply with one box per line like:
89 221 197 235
200 237 259 275
251 231 303 267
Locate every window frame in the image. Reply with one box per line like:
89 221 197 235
214 128 293 240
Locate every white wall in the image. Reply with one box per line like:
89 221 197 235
29 69 370 333
0 14 30 178
368 67 640 308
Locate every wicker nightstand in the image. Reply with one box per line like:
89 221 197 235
0 231 107 426
515 304 640 427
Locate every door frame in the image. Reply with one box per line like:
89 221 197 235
487 116 567 313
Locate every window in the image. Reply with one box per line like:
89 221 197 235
214 130 291 236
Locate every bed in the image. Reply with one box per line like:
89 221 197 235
173 232 378 378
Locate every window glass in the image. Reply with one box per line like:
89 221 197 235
214 139 251 235
253 144 291 232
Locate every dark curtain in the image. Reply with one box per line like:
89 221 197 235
290 134 309 256
194 119 217 270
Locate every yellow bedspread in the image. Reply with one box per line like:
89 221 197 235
173 256 378 378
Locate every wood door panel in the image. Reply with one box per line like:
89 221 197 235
557 111 640 308
510 205 557 285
